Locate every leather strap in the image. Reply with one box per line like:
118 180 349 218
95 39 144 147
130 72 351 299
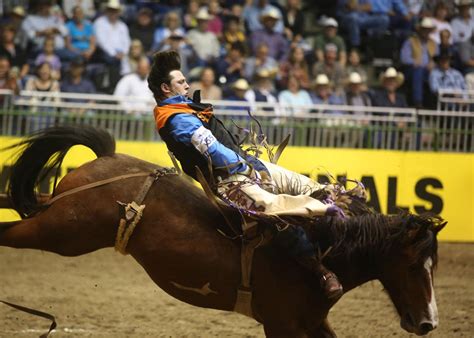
44 172 151 206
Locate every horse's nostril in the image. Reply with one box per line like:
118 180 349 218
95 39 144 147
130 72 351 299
420 322 434 334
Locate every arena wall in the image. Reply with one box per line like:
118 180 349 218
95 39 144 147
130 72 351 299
0 137 472 242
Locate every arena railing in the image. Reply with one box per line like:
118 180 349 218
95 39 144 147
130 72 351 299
0 90 472 153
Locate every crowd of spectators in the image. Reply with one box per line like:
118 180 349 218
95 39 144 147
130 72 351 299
0 0 473 115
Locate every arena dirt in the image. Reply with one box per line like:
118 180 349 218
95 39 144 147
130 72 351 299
0 243 472 337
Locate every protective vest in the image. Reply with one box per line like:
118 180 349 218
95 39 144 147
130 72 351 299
154 100 265 181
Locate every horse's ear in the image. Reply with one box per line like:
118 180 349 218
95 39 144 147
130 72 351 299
433 221 447 236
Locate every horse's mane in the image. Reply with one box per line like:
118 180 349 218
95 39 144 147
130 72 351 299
305 212 444 268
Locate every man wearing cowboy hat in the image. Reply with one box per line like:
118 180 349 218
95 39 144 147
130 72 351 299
451 0 474 44
371 67 408 108
186 8 220 65
148 50 345 301
400 17 438 107
243 0 284 34
429 51 466 95
249 7 289 61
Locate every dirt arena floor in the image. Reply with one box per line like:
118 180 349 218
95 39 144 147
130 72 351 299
0 243 472 337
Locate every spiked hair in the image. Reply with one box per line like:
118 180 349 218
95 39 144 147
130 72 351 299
148 50 182 102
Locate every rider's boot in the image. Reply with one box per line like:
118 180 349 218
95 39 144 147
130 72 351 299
273 225 343 301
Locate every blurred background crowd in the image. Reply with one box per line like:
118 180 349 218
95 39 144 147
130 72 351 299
0 0 473 111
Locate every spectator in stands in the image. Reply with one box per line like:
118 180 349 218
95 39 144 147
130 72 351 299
216 42 246 85
225 78 250 103
278 46 311 90
62 0 96 19
249 7 289 61
243 0 284 34
121 39 146 75
223 15 246 51
371 67 407 107
207 0 224 38
338 0 408 49
451 0 474 45
93 0 131 68
25 62 60 101
186 8 221 66
0 24 29 80
429 2 453 45
344 49 368 90
244 42 278 82
459 30 474 73
439 29 456 56
159 33 195 76
312 43 346 94
189 67 222 100
344 72 372 108
60 57 96 98
0 56 19 96
244 69 279 110
400 17 438 107
310 74 345 105
35 36 61 80
21 0 71 59
421 0 456 19
152 11 185 53
183 0 200 30
282 0 305 44
113 56 153 114
278 75 312 111
314 18 347 66
2 6 27 48
129 7 155 54
65 6 96 62
429 52 466 95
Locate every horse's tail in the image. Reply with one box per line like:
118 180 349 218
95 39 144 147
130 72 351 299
4 125 116 218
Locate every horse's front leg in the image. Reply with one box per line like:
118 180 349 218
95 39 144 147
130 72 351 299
306 318 337 338
263 322 308 338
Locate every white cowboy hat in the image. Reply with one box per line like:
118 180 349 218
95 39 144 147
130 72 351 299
323 17 338 28
106 0 122 10
379 67 404 87
195 8 212 21
348 72 363 84
232 79 250 91
418 17 436 30
11 6 26 17
314 74 330 86
260 7 281 20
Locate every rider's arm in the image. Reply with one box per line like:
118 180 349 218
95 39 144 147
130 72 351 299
168 113 248 174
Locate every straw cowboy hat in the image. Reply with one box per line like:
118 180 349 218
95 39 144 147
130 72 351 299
106 0 122 10
260 7 281 21
379 67 404 87
417 17 436 31
11 6 26 17
348 72 363 84
232 79 250 91
195 8 212 21
314 74 331 87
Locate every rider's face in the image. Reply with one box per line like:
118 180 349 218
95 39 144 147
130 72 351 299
168 70 190 97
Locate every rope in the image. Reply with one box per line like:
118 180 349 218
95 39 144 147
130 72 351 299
115 202 146 255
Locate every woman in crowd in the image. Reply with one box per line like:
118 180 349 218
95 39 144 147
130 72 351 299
65 5 96 61
152 11 185 52
278 46 310 90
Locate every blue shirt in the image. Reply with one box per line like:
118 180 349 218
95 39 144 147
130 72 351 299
162 95 247 174
66 20 94 51
429 67 466 94
363 0 408 16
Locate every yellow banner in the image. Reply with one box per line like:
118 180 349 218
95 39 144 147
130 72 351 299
0 137 472 242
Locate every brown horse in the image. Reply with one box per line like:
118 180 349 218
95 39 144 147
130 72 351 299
0 126 446 337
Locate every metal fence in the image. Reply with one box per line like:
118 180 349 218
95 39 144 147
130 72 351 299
0 90 473 153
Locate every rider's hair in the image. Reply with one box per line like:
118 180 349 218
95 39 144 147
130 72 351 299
148 50 181 102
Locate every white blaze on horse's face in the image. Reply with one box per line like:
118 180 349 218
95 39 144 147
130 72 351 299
423 257 439 329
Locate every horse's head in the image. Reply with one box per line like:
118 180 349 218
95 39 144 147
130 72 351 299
378 214 446 336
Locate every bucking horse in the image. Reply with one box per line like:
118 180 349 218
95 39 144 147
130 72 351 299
0 126 446 337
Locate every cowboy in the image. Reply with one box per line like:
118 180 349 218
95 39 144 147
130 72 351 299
149 50 344 300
